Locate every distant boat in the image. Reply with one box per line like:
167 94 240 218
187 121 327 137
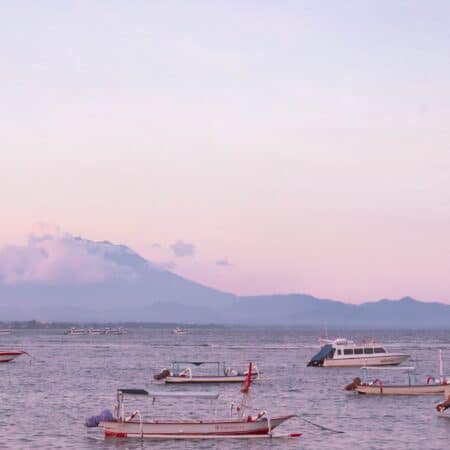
0 349 25 363
172 327 189 335
154 361 260 384
88 328 103 335
0 329 12 335
65 327 88 335
307 338 410 367
104 327 128 335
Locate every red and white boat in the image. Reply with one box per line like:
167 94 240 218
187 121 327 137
0 349 25 363
87 363 300 439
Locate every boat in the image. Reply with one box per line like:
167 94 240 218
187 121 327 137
154 361 260 384
88 328 103 335
172 327 189 335
0 329 12 335
104 327 128 335
307 337 410 367
345 355 450 395
86 363 300 439
65 327 88 335
0 349 25 363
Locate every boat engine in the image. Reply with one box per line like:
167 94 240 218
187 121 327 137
85 409 115 427
154 368 171 380
344 377 362 391
436 395 450 412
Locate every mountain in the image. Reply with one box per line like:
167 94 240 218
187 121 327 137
0 232 449 327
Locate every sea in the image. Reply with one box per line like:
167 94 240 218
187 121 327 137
1 327 450 450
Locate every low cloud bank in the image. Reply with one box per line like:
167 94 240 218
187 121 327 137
0 225 156 285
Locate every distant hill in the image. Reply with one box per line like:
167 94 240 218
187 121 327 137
0 233 449 327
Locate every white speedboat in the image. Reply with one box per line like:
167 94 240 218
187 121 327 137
0 329 12 335
154 361 260 384
0 349 25 363
87 363 300 439
307 338 409 367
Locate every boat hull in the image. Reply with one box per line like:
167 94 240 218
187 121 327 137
355 383 449 395
101 415 294 438
323 354 409 367
0 351 23 362
164 375 252 384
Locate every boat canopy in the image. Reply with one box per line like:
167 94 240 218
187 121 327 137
307 344 334 367
171 361 226 376
117 389 219 399
118 389 149 396
172 361 223 366
148 391 220 399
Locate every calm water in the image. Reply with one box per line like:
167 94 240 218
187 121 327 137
2 327 450 449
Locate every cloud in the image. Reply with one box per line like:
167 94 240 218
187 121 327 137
0 225 159 285
216 259 233 268
170 240 196 257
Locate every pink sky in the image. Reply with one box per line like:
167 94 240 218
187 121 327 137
1 1 449 303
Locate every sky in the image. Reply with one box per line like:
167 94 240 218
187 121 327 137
1 1 449 303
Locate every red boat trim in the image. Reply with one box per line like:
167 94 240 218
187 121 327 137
106 429 274 437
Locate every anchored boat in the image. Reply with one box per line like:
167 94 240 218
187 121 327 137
172 327 189 335
345 365 450 395
65 327 88 335
154 361 260 384
87 363 300 439
307 338 410 367
104 327 128 335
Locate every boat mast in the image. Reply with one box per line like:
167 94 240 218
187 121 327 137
239 362 253 419
440 349 444 383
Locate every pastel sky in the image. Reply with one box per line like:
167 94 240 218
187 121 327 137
1 1 449 303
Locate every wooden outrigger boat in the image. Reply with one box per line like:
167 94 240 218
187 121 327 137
345 351 450 395
154 361 260 384
87 363 300 440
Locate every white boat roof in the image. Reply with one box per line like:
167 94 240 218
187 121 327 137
172 361 223 365
320 338 387 347
148 391 220 399
118 389 220 399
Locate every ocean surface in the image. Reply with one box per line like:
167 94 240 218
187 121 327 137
2 327 450 449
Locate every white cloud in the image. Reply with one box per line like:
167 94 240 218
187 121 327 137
0 225 157 285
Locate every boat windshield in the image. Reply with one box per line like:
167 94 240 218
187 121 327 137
307 344 334 367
